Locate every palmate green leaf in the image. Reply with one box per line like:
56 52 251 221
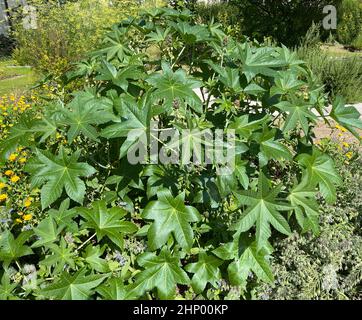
48 199 78 233
92 25 132 61
227 242 274 286
213 240 239 261
297 148 342 204
101 94 151 158
270 71 304 96
40 269 108 300
166 127 214 166
25 147 96 209
31 216 63 248
238 43 286 82
146 26 171 43
126 247 189 300
60 91 115 143
0 231 33 267
213 237 274 285
82 245 110 273
0 115 37 161
185 252 222 293
142 189 201 251
288 180 320 235
169 21 210 44
229 114 269 140
253 128 293 167
232 173 292 250
243 83 266 96
277 45 305 67
205 60 242 92
146 61 203 113
97 278 126 300
143 165 180 199
95 60 142 91
78 200 138 250
330 96 362 139
101 95 147 138
0 273 18 300
275 99 317 135
40 238 76 274
31 116 58 143
66 59 97 80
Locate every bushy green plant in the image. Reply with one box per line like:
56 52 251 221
11 0 159 76
337 0 362 48
351 32 362 50
1 8 361 300
192 2 243 38
297 25 362 103
226 0 342 46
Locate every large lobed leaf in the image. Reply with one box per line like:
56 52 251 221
142 189 201 251
25 147 96 209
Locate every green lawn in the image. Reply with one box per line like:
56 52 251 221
0 59 39 96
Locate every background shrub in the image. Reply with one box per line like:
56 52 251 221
225 0 342 46
337 0 362 49
297 25 362 103
11 0 163 76
193 2 242 37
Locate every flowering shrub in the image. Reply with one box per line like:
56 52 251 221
0 94 42 239
0 9 361 300
0 94 33 140
0 147 40 231
337 0 362 49
12 0 164 76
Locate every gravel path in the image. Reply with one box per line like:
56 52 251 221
354 103 362 116
315 102 362 144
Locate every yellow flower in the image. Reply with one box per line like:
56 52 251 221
8 153 18 161
19 158 27 164
10 175 20 183
24 198 32 207
342 142 350 148
0 194 8 202
0 182 6 189
23 214 32 221
335 124 347 133
15 218 23 224
4 170 14 176
18 211 24 216
346 152 353 160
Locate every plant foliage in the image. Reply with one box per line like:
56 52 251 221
0 8 361 300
